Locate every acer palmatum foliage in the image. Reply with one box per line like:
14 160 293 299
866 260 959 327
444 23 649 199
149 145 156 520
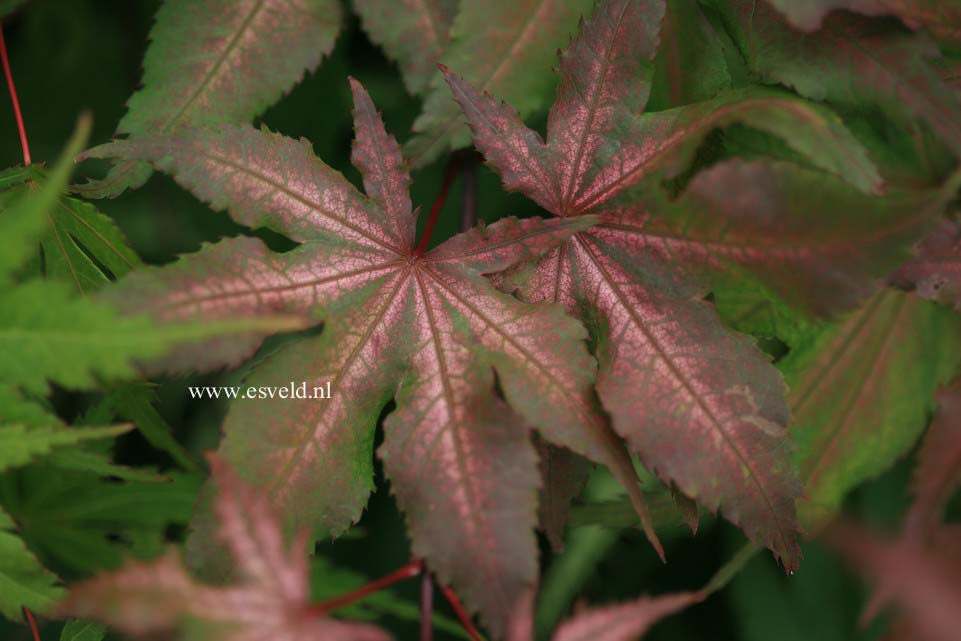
81 77 660 636
444 0 805 568
60 456 390 641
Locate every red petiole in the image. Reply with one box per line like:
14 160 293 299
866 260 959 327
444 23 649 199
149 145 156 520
413 156 461 255
306 558 424 615
23 608 41 641
0 20 31 166
307 558 484 641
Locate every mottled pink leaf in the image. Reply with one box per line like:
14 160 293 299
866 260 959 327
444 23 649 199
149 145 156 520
447 0 805 568
547 0 665 208
77 0 342 198
59 457 390 641
89 79 644 636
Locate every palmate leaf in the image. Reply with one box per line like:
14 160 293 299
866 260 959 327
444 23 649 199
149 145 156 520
0 506 61 623
404 0 594 167
764 0 961 43
780 289 961 529
0 116 92 282
0 164 141 293
77 0 342 198
353 0 457 95
82 79 647 637
711 0 961 157
60 457 389 641
0 279 303 395
440 0 920 568
0 467 199 575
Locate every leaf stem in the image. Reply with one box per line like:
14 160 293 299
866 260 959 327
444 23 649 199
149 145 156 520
420 567 434 641
0 20 30 166
459 153 479 233
306 559 424 615
439 583 483 641
414 156 460 255
23 608 41 641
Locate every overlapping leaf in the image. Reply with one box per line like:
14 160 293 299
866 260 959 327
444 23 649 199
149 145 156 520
764 0 961 43
711 0 961 157
353 0 457 94
441 0 923 568
81 78 652 636
404 0 594 167
0 468 198 575
59 457 389 641
78 0 342 198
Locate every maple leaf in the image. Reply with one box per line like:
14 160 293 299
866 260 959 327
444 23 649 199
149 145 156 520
353 0 457 95
626 159 946 316
763 0 961 43
780 289 961 529
710 0 961 158
507 588 699 641
891 216 961 309
77 0 342 198
80 78 650 637
441 0 916 567
59 456 390 641
404 0 594 167
0 506 61 622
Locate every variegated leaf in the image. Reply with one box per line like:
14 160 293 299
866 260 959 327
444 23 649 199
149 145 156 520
86 78 627 637
405 0 593 167
354 0 457 94
444 0 883 569
78 0 342 198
